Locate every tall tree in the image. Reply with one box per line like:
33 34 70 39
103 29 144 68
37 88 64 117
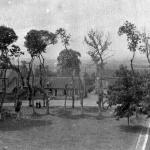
118 21 140 75
56 28 81 108
0 26 24 113
24 29 57 114
139 31 150 107
84 29 112 114
118 21 141 117
139 31 150 65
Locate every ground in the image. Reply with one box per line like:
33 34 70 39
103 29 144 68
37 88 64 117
0 104 145 150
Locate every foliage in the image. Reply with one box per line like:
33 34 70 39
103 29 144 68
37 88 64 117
85 29 112 113
118 21 141 75
118 21 140 52
56 28 71 49
24 29 57 113
0 25 22 73
108 65 144 124
0 26 23 68
57 49 81 76
24 30 57 57
0 26 24 112
0 26 18 50
56 28 81 76
139 32 150 64
85 29 112 65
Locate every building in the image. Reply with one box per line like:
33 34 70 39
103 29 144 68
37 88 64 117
45 76 84 99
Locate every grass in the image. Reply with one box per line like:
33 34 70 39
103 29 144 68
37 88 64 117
0 106 146 150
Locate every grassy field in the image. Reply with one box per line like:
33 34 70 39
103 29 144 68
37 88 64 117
0 106 146 150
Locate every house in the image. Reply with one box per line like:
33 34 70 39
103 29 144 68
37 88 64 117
0 67 84 100
0 69 17 93
45 76 84 99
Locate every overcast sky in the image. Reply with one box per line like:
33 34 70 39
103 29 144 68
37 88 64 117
0 0 150 61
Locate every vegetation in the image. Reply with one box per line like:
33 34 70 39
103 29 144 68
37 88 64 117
0 20 150 127
118 21 141 74
0 26 24 113
57 28 82 109
57 28 81 76
108 65 144 125
84 29 112 113
24 29 57 114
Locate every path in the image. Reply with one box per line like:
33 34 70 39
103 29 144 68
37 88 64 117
135 118 150 150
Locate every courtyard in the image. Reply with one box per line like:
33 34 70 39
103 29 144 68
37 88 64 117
0 103 146 150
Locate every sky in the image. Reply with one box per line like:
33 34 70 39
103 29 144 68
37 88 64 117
0 0 150 61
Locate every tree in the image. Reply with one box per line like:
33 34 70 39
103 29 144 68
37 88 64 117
84 29 112 114
24 29 57 114
56 28 81 76
108 65 144 125
0 26 24 113
138 31 150 110
118 21 141 117
56 28 71 49
57 49 81 76
139 32 150 64
56 28 81 108
118 21 140 75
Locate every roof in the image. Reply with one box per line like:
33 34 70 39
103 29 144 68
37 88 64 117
46 76 83 89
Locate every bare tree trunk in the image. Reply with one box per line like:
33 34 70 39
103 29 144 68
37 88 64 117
64 95 67 110
80 92 84 115
46 97 49 114
32 97 35 114
127 115 130 126
27 76 33 107
72 70 75 109
72 89 75 109
130 52 138 118
26 58 35 114
64 87 67 110
78 75 84 114
130 52 135 76
96 64 102 114
0 69 7 114
39 55 49 112
43 95 46 107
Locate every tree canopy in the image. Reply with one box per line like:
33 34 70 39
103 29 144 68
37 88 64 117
118 21 140 52
0 26 18 50
108 65 144 125
57 49 81 76
24 30 57 57
85 29 112 66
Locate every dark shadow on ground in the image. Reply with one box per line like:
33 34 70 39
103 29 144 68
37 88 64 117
0 118 52 131
119 124 148 135
50 107 112 120
50 106 99 113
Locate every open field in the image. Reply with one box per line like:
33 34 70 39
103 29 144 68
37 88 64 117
0 106 146 150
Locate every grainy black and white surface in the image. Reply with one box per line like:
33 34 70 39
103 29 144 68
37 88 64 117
0 1 150 150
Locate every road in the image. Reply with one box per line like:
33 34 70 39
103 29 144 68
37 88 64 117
4 94 99 107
